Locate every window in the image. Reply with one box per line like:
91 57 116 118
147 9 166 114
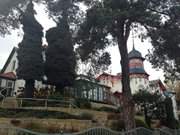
7 81 13 88
139 78 142 82
135 79 137 84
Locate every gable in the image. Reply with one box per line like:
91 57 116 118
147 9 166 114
1 47 18 74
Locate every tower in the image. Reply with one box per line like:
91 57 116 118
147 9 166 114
128 46 149 93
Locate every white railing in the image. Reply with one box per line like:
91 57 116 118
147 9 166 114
16 98 78 109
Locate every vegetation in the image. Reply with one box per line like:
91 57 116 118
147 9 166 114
110 117 149 131
75 0 180 130
17 1 44 98
0 108 93 120
74 98 91 109
45 16 76 93
0 0 180 130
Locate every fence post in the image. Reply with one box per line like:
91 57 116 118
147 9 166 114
20 99 23 108
45 99 48 109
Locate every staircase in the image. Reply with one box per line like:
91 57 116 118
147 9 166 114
1 97 18 108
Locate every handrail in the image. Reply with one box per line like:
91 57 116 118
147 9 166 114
16 97 78 108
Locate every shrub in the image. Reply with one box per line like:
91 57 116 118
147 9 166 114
96 106 119 113
79 112 93 120
107 113 122 120
24 122 47 133
48 92 64 100
10 119 21 126
74 98 91 109
110 120 125 131
135 118 149 128
110 117 149 131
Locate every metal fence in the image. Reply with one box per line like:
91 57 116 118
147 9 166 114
0 125 180 135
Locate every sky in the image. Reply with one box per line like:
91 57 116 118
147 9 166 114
0 3 164 81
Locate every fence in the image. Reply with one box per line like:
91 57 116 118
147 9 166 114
15 98 78 109
0 125 180 135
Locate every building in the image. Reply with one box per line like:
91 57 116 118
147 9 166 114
0 47 46 96
97 46 165 94
0 46 166 97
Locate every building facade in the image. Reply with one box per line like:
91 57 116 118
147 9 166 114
0 47 45 96
97 46 165 94
97 47 150 94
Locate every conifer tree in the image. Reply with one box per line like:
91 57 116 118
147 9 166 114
45 0 76 93
17 0 44 98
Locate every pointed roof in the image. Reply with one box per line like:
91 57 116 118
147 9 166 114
0 72 16 80
1 47 18 73
128 46 145 60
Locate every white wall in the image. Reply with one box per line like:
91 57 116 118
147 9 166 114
4 51 18 73
98 75 149 94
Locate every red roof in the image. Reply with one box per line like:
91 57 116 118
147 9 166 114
0 72 16 80
96 72 121 80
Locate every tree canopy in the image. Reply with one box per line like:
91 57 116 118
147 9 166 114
76 0 180 130
17 1 44 98
45 0 76 92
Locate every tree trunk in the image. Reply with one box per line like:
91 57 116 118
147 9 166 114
24 79 35 98
118 38 136 131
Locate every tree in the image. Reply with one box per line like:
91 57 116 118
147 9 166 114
0 0 43 36
146 1 180 78
133 90 161 127
17 0 44 98
45 0 76 93
76 0 180 130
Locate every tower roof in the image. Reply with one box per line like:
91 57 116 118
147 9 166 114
128 47 145 60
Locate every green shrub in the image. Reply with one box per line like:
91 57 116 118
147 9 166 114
79 112 93 120
24 122 47 133
110 120 125 131
10 119 21 126
107 113 122 120
74 98 91 109
48 92 64 100
110 117 149 131
96 106 119 113
135 118 149 128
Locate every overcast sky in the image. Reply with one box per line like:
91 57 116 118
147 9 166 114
0 3 164 81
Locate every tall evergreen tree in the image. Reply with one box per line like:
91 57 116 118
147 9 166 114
17 0 44 98
45 0 76 93
76 0 180 130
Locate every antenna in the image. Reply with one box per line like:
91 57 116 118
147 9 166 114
132 25 135 50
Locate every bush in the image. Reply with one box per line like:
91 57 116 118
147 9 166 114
74 98 91 109
10 119 21 126
110 117 149 131
48 92 64 100
96 106 120 113
110 120 125 131
24 122 47 133
0 108 95 120
79 112 93 120
107 113 122 120
135 118 149 128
